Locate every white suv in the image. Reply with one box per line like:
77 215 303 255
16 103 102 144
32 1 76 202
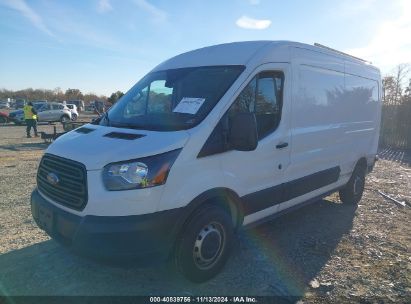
66 104 79 121
37 102 72 123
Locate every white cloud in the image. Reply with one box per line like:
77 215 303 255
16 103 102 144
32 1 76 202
345 0 411 73
1 0 54 37
236 15 271 30
97 0 112 13
133 0 167 23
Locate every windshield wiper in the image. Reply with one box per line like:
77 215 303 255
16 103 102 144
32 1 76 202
110 122 144 130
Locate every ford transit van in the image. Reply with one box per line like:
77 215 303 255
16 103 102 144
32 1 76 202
31 41 381 282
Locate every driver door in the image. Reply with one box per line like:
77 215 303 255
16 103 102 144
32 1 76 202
220 63 291 223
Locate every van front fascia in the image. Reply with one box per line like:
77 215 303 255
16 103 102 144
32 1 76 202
30 189 184 260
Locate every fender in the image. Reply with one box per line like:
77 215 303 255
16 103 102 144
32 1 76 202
172 187 244 241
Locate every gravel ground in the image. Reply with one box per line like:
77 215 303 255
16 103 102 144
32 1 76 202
0 122 410 302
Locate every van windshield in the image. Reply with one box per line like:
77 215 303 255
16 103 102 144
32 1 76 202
99 65 245 131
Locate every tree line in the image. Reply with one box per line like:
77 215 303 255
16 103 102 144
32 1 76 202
0 88 125 105
380 64 411 149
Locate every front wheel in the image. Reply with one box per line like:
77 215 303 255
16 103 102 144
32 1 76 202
71 113 78 121
174 205 234 283
339 165 366 205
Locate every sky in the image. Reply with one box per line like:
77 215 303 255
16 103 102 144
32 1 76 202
0 0 410 96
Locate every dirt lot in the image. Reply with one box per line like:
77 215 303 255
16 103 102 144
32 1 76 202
0 122 410 302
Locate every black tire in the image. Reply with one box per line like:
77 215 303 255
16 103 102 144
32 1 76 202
174 204 234 283
0 117 7 125
71 114 78 121
339 164 366 205
60 115 70 124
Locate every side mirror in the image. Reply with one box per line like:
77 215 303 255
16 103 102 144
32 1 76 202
229 113 258 151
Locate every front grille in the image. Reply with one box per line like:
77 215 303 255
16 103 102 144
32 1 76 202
37 154 88 210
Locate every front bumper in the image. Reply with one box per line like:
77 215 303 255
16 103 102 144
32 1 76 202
31 189 183 260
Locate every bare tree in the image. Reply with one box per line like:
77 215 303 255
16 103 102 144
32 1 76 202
392 64 410 104
383 64 410 105
404 79 411 98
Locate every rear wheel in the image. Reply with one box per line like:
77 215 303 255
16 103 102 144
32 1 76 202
60 115 70 124
339 164 366 205
174 204 234 283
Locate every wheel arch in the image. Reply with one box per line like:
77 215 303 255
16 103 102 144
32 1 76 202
355 157 368 172
185 188 244 230
171 188 244 246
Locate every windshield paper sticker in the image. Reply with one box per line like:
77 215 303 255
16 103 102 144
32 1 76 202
173 97 205 115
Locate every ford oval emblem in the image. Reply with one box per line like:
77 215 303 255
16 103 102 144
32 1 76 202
46 172 59 185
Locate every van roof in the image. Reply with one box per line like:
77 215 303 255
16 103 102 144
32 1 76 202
152 41 379 73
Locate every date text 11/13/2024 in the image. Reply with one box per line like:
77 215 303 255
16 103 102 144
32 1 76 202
149 296 258 303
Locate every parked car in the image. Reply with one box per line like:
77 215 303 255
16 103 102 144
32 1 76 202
8 101 47 125
0 101 10 109
0 111 9 124
37 102 72 123
84 105 95 112
30 41 381 282
68 100 84 112
92 100 106 114
8 109 24 125
15 99 26 109
65 104 79 121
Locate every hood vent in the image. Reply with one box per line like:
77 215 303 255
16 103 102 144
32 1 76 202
104 132 145 140
75 127 96 134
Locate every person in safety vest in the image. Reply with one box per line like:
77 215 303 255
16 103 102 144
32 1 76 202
23 102 38 138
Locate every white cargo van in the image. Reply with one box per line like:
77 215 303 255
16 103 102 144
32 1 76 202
31 41 381 282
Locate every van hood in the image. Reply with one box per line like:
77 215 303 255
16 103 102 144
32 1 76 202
46 124 190 170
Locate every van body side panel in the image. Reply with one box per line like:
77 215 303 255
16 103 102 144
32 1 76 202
344 60 382 168
241 165 340 215
285 48 347 195
243 175 348 225
275 47 380 214
343 72 381 168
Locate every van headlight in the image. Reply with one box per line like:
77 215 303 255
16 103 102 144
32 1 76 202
102 149 181 191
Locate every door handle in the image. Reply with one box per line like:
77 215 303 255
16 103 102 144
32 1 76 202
276 142 288 149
